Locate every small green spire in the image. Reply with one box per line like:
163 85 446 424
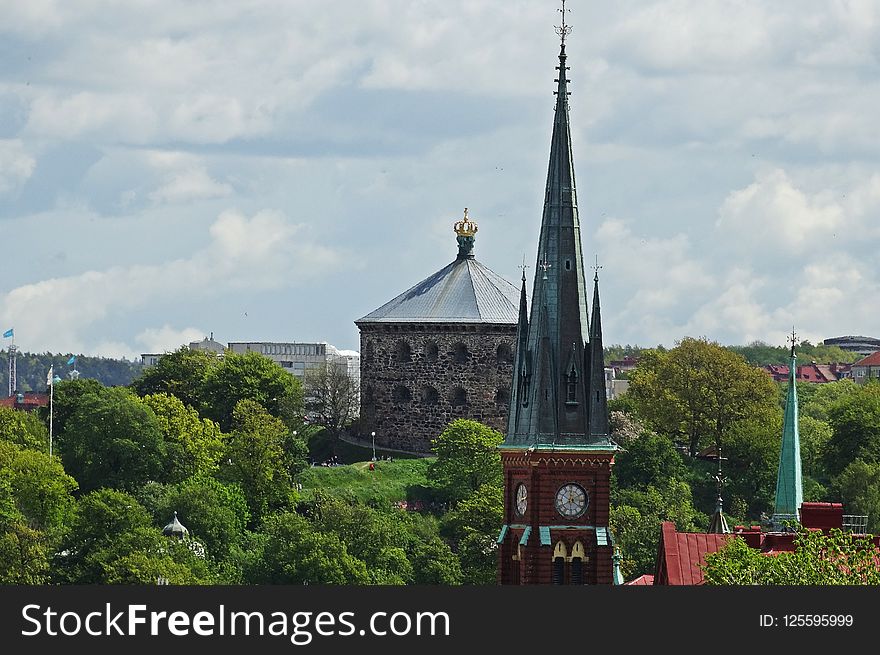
612 547 624 585
772 328 803 527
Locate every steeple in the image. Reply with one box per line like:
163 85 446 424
707 447 731 534
504 9 612 450
772 328 803 528
588 266 609 438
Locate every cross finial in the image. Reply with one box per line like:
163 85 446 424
518 255 530 282
538 257 552 280
593 254 602 281
787 326 797 357
555 0 572 44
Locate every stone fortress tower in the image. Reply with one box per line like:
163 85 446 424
355 210 521 453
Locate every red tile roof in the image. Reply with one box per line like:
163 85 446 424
855 351 880 367
654 522 732 585
625 574 655 586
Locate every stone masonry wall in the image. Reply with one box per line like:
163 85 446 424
358 322 517 453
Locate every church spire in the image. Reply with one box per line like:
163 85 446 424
503 3 613 450
772 328 803 528
588 264 609 438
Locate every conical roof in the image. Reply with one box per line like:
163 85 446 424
163 511 188 538
356 217 520 325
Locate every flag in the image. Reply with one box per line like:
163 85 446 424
2 328 12 338
67 355 77 366
47 366 54 387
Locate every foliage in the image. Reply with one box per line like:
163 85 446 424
0 474 53 584
303 362 359 437
627 337 779 457
427 420 503 503
611 481 702 579
722 406 782 519
704 528 880 585
730 341 859 366
130 347 219 412
832 459 880 534
58 387 166 493
0 441 77 533
799 415 832 483
797 379 858 423
201 351 303 431
410 535 463 585
219 400 297 524
249 511 370 584
825 383 880 477
141 393 225 482
613 432 688 491
0 406 49 453
38 377 104 441
440 482 502 584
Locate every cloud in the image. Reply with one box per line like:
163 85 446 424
135 325 208 354
149 167 232 204
0 139 35 195
0 209 343 355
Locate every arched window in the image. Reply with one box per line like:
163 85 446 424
392 385 411 403
453 342 469 364
570 542 586 585
450 387 467 407
420 385 439 405
425 341 439 362
552 542 568 585
496 343 513 364
395 340 412 363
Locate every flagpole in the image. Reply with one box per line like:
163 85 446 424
49 380 53 458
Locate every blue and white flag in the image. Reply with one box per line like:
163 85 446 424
2 328 12 339
67 355 77 366
47 366 54 387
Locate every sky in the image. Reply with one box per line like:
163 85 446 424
1 0 878 359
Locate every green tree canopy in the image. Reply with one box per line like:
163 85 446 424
141 393 225 482
220 399 296 524
130 347 220 411
58 387 166 492
627 337 779 457
303 362 359 437
0 406 49 453
825 383 880 477
202 351 303 431
427 419 503 503
832 459 880 534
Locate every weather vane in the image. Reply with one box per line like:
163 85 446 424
787 326 798 356
555 0 572 44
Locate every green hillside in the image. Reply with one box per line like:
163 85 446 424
298 458 434 505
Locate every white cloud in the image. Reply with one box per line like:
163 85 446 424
149 167 232 204
0 209 342 355
0 140 36 195
136 325 208 354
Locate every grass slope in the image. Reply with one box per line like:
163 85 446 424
298 458 434 505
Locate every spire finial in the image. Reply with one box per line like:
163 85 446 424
538 257 552 280
518 255 529 283
554 0 572 45
787 326 797 358
593 254 602 282
453 207 478 258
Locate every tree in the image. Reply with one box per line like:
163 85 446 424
799 379 859 423
440 482 502 584
141 393 225 482
427 419 503 503
58 387 166 492
613 432 688 492
0 474 52 584
0 406 49 453
201 351 303 431
220 399 297 524
704 528 880 585
832 459 880 534
250 512 370 584
409 536 463 585
39 378 105 440
825 383 880 477
130 347 219 411
303 362 359 437
627 337 779 457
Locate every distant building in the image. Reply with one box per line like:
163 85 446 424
0 391 48 412
761 362 851 383
227 341 359 384
188 333 226 355
823 335 880 357
604 367 629 400
608 355 639 376
852 351 880 385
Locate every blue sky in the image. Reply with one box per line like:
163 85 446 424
1 0 878 358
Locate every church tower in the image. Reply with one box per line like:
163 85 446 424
771 329 803 528
498 5 619 585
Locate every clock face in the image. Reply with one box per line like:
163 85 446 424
555 483 588 518
515 483 527 516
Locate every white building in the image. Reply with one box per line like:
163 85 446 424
227 341 360 384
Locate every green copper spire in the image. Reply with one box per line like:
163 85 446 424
612 547 624 585
503 13 615 452
588 267 609 438
772 329 803 527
